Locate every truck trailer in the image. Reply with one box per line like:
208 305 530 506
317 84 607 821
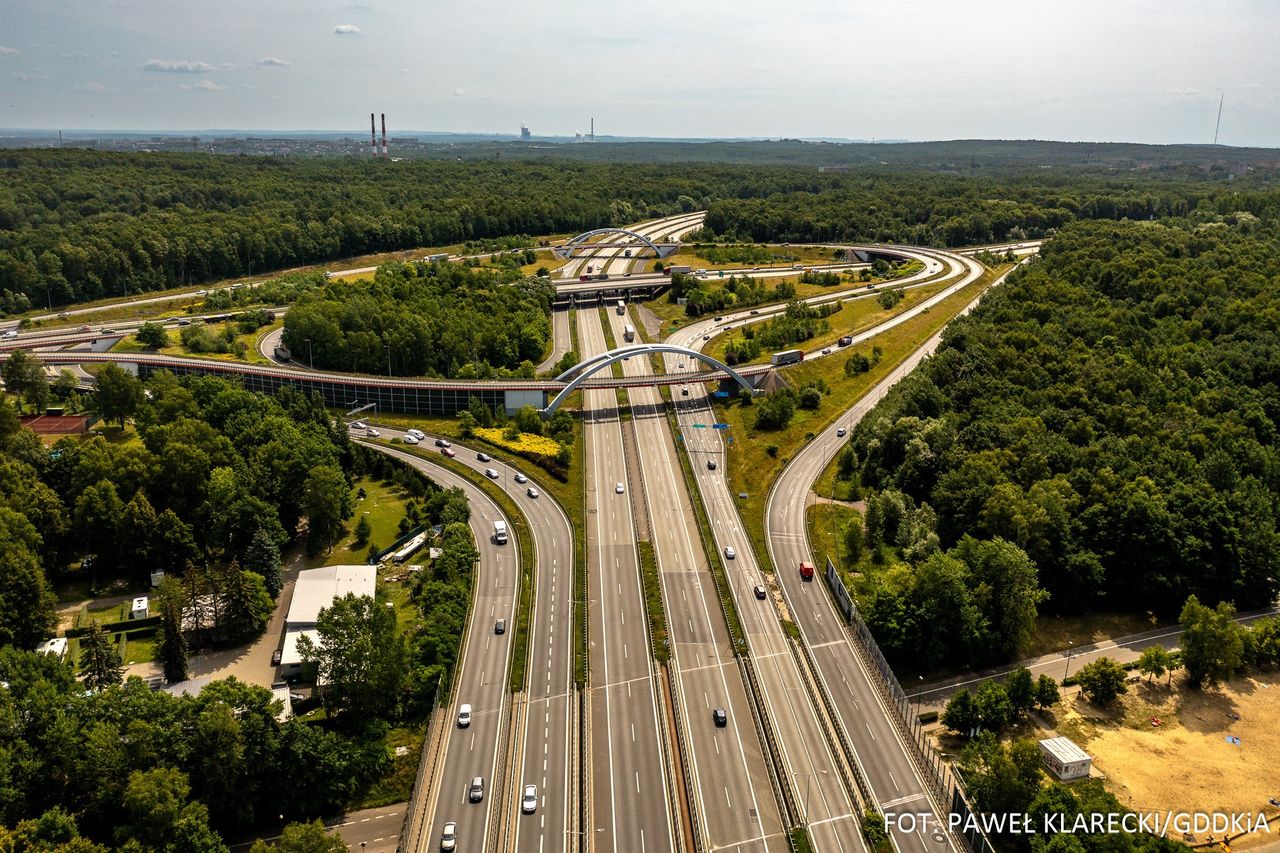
770 349 804 366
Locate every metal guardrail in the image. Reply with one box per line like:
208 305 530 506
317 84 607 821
571 685 584 853
662 663 702 853
786 637 864 815
738 656 796 828
824 557 994 853
397 696 445 853
493 693 525 853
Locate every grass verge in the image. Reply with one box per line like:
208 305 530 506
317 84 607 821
636 540 670 664
702 276 955 367
381 441 537 694
717 265 1009 577
664 403 748 657
366 409 588 686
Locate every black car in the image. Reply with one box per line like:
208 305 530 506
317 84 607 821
495 619 506 635
713 708 727 727
271 649 282 666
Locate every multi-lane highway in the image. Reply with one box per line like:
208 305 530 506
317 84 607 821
577 307 678 853
606 305 787 851
658 245 990 853
365 431 577 853
361 443 519 853
764 256 1015 853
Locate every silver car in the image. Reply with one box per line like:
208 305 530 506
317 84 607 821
522 784 538 814
469 776 484 803
440 821 457 851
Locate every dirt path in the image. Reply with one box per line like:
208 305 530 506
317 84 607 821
125 546 310 687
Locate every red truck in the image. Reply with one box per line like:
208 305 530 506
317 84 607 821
799 561 815 581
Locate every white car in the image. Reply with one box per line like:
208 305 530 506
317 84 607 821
513 472 527 484
440 821 457 851
367 428 381 438
836 427 846 437
522 784 538 814
724 546 737 560
406 429 426 441
485 468 499 479
403 434 420 445
615 483 625 494
457 703 471 728
350 421 367 430
527 487 539 499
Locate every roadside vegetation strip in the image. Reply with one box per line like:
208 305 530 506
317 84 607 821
701 275 957 367
664 402 749 657
365 410 589 686
716 264 1009 577
636 540 670 663
383 440 538 694
597 306 623 378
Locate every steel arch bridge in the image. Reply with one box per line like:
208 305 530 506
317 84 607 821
544 343 757 415
552 228 679 260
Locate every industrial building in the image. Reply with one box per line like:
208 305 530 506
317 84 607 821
279 565 377 675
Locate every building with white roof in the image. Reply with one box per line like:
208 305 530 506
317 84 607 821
279 565 376 674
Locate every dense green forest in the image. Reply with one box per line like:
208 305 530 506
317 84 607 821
2 149 1274 313
847 214 1280 668
0 372 477 848
282 261 554 377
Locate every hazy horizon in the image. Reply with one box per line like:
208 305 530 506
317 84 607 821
3 0 1278 147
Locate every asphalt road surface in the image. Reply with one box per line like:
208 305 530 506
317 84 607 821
577 307 678 853
607 306 787 851
360 443 519 853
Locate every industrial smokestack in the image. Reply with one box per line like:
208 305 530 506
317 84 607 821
370 113 377 157
381 113 388 158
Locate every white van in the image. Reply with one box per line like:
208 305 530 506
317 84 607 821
492 520 508 544
457 703 472 728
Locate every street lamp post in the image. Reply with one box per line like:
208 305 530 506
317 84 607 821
305 338 313 370
1063 640 1075 681
385 344 392 378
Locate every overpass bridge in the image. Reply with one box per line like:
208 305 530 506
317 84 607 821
27 346 770 417
551 227 680 260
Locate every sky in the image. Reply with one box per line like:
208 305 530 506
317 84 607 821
1 0 1278 146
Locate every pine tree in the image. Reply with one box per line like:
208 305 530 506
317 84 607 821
156 577 188 683
221 562 273 643
354 514 372 546
243 526 283 598
80 620 122 690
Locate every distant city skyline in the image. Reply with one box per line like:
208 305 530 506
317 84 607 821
2 0 1278 147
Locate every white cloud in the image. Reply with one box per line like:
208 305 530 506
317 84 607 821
179 80 226 91
13 72 43 81
256 57 291 66
77 82 107 93
334 24 361 34
452 87 465 96
145 59 215 73
0 46 19 55
1168 87 1201 97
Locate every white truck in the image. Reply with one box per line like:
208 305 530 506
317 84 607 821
492 519 508 545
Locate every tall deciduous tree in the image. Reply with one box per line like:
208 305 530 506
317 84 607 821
297 592 405 722
92 364 143 428
1074 657 1128 706
302 465 352 555
1179 595 1244 688
0 507 57 648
